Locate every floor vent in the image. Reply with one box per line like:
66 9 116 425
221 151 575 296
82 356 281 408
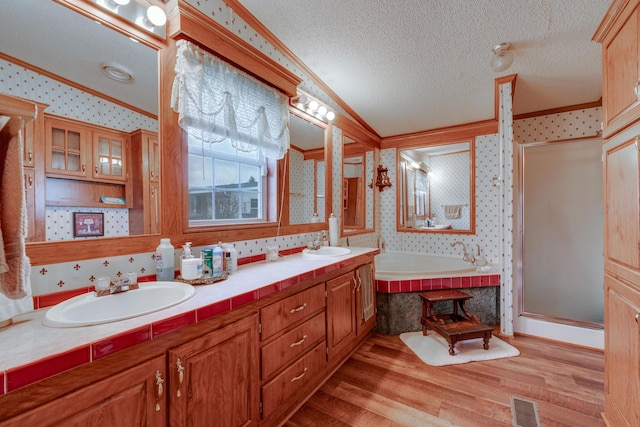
510 396 541 427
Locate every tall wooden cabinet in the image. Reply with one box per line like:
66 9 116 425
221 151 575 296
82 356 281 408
595 2 640 425
130 129 160 234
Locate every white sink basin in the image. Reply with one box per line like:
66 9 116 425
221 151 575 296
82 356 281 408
43 281 196 328
302 246 352 259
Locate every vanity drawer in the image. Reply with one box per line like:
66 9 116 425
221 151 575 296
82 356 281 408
260 283 325 340
261 342 326 417
261 312 326 380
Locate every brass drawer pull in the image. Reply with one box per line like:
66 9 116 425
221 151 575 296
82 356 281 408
290 334 308 348
290 367 308 383
155 370 164 412
635 312 639 323
176 358 185 398
290 303 307 314
636 81 640 101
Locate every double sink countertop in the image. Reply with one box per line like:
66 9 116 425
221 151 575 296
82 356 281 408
0 247 377 378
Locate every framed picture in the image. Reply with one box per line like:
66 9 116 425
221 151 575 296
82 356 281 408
73 212 104 237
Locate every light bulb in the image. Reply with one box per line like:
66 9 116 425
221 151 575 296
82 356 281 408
308 100 319 112
112 0 130 5
318 106 328 116
146 5 167 27
326 111 336 121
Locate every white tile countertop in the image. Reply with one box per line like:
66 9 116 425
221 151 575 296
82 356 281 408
0 247 377 375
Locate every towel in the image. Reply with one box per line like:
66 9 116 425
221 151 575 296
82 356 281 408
358 263 375 322
0 118 30 299
444 204 462 219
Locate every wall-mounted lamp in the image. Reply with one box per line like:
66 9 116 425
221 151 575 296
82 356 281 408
92 0 166 39
291 94 336 121
369 165 392 192
490 42 514 72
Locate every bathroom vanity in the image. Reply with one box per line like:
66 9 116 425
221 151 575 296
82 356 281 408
0 248 377 426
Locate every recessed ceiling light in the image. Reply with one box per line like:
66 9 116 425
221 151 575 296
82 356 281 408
100 62 134 83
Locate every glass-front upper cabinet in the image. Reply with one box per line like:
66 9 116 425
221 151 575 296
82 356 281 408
45 117 89 179
93 130 128 182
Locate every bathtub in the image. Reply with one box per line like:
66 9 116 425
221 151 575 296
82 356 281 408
374 252 477 281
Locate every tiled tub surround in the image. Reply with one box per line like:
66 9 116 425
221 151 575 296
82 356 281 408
0 247 377 395
374 258 500 335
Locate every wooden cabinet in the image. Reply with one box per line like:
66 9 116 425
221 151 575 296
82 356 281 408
326 271 357 358
598 0 640 138
92 129 129 183
259 284 326 419
326 263 375 360
597 3 640 425
0 355 167 427
130 129 160 234
168 314 260 427
45 117 89 179
604 275 640 427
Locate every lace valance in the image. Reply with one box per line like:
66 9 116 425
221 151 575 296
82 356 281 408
171 40 289 159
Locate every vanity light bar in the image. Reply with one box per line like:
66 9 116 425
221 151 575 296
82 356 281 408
92 0 167 39
291 94 336 122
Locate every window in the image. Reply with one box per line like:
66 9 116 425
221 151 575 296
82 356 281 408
172 40 289 227
188 135 267 224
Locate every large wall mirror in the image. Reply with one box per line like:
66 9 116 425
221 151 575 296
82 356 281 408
0 1 160 248
397 140 475 234
288 111 328 224
342 134 374 235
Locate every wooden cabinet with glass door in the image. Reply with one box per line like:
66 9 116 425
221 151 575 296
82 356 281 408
92 129 129 183
44 117 89 179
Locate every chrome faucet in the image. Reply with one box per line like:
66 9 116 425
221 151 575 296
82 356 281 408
96 273 138 297
450 241 475 265
307 233 323 250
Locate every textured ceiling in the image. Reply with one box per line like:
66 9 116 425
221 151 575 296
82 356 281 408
237 0 611 138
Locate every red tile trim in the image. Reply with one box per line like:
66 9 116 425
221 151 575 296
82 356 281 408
151 311 196 338
375 274 501 293
0 372 4 396
258 283 280 299
231 291 257 309
6 345 90 392
280 276 300 290
197 299 231 321
92 326 151 361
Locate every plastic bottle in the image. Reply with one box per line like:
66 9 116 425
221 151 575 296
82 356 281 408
211 243 224 274
181 242 201 280
156 238 175 281
223 243 237 273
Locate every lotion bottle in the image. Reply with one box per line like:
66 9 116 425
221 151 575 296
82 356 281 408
181 242 201 280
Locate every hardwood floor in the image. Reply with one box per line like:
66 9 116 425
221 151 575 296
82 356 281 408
285 333 605 427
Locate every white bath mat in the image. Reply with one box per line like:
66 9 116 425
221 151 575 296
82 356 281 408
399 331 520 366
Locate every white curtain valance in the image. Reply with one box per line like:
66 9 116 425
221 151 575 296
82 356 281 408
171 40 290 159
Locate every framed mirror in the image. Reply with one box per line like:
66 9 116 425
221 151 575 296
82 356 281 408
397 140 475 233
0 0 160 247
288 111 327 224
342 133 374 235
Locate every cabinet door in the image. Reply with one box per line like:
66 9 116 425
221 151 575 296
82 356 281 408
604 131 640 274
1 356 166 427
326 272 357 358
93 130 129 182
355 263 376 336
148 133 160 182
169 314 260 427
148 181 160 234
604 274 640 427
23 168 36 242
45 118 88 178
602 2 640 136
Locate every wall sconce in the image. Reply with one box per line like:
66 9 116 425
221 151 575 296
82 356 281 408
291 93 336 121
370 165 392 192
92 0 167 39
490 42 514 72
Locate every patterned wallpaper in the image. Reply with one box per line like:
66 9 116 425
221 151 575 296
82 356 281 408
429 151 471 229
288 148 305 223
46 207 129 241
514 107 602 143
0 59 157 133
